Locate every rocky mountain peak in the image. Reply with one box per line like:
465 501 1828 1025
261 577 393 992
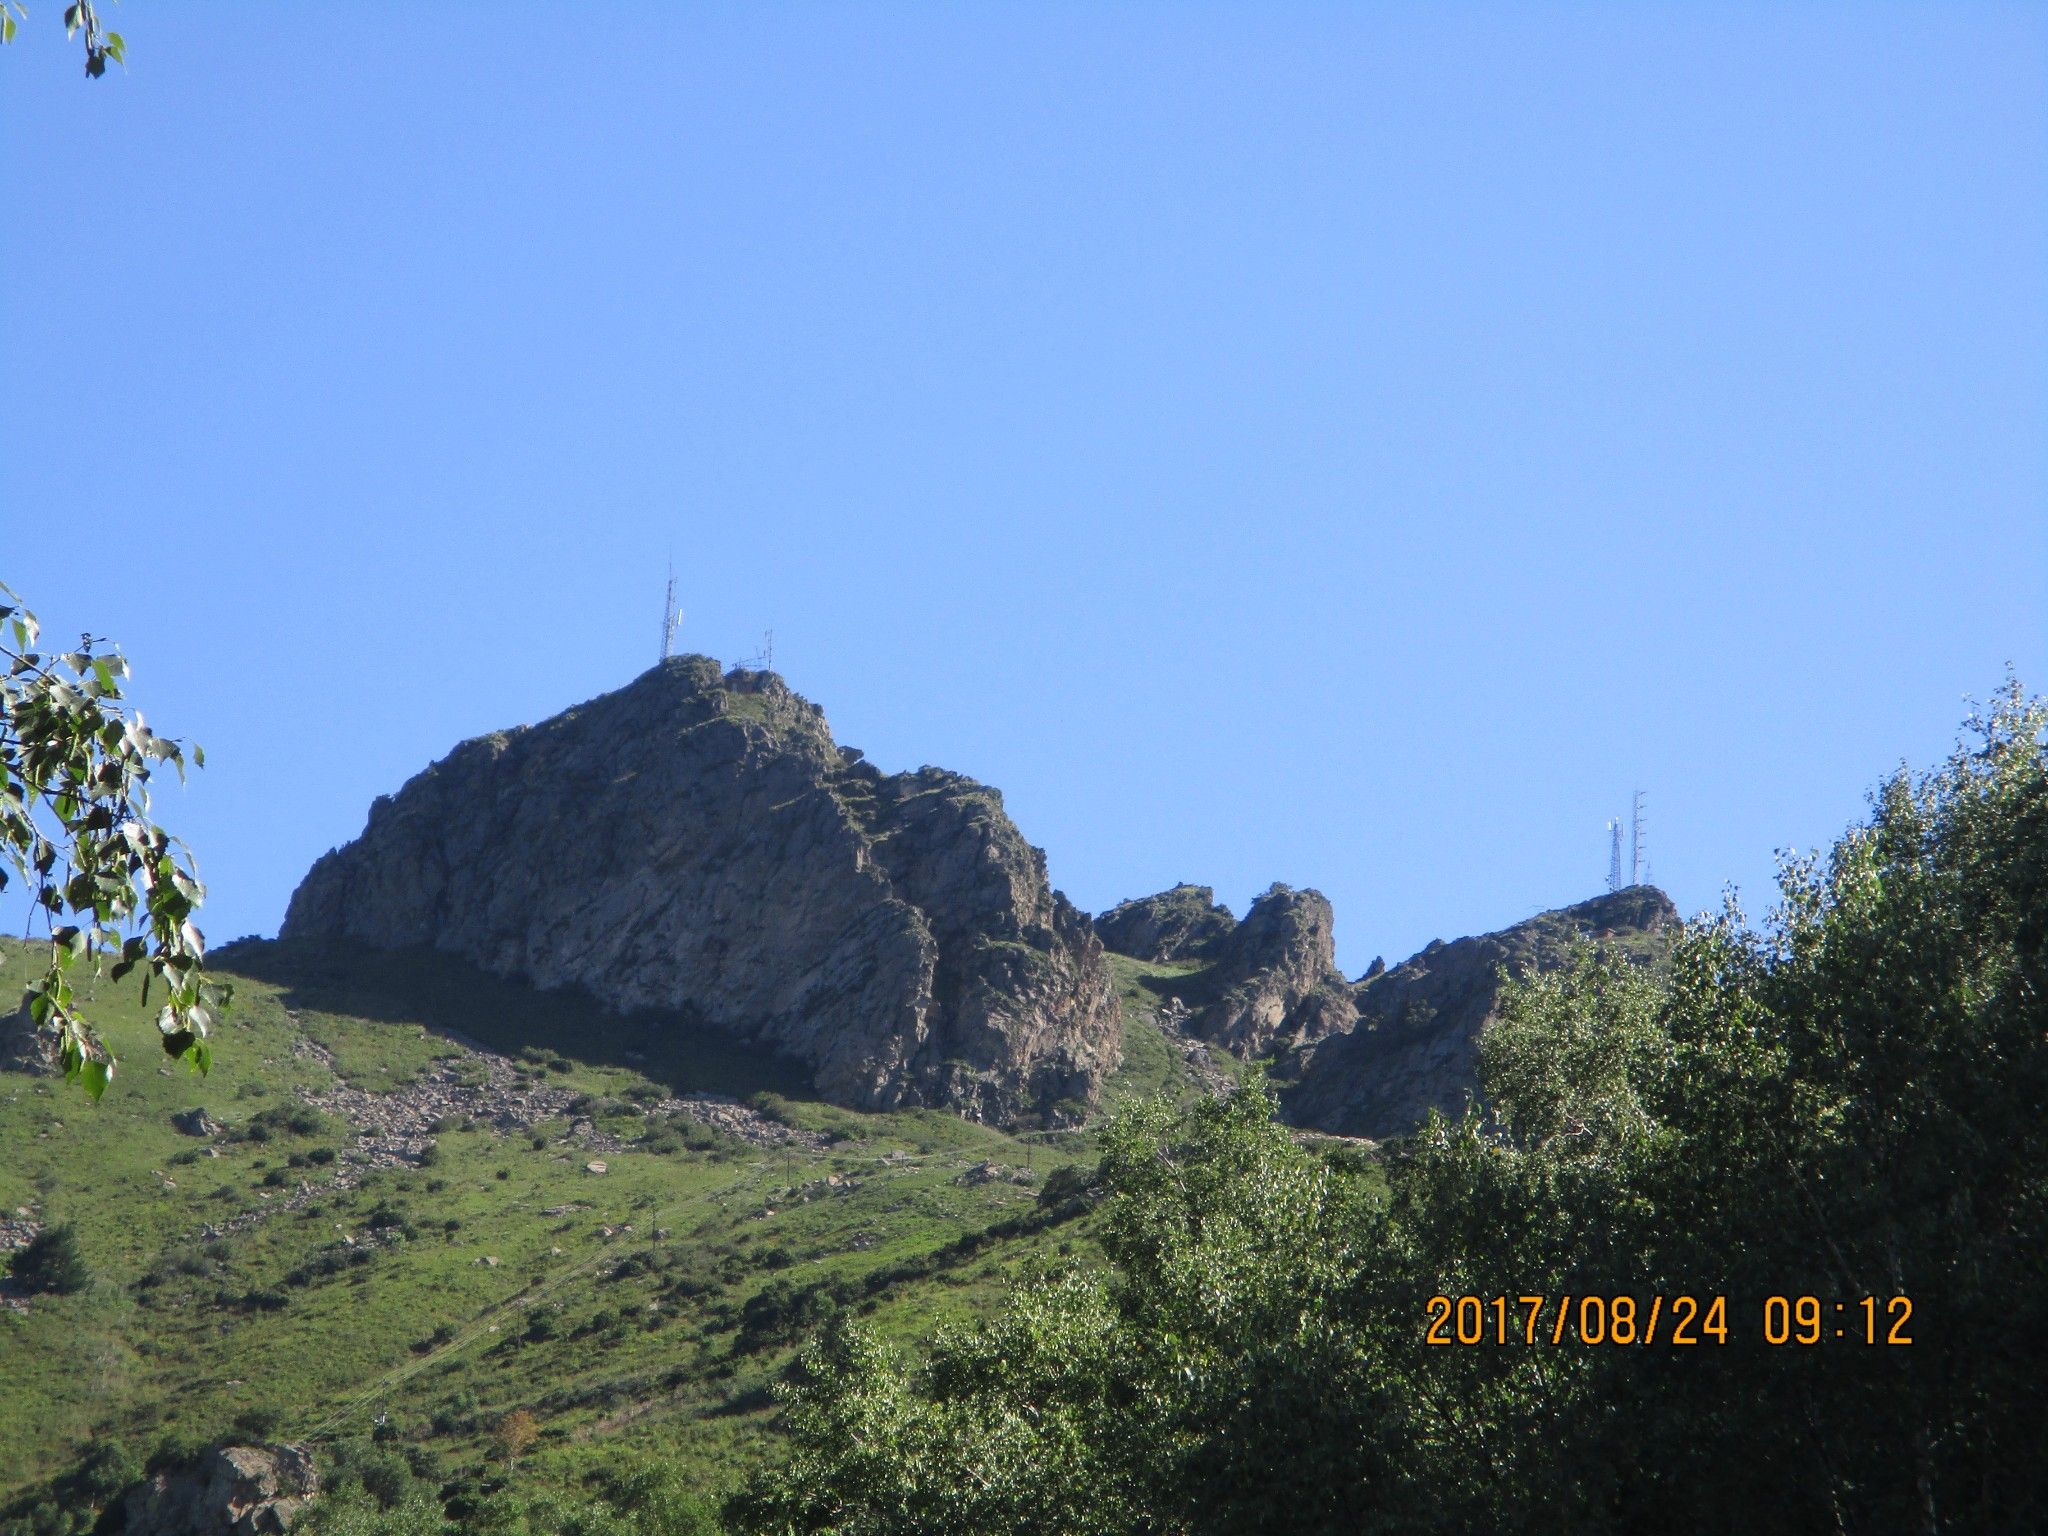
282 660 1117 1125
1099 881 1359 1060
1094 884 1236 963
1186 884 1359 1056
1281 886 1679 1139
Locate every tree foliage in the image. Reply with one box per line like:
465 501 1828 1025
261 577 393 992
8 1221 89 1295
735 679 2048 1534
0 1 125 75
2 583 224 1096
298 1460 723 1536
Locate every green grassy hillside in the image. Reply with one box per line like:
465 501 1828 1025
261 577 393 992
0 936 1208 1518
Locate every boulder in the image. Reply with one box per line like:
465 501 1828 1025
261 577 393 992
0 1004 54 1076
173 1107 225 1137
120 1444 319 1536
281 659 1118 1126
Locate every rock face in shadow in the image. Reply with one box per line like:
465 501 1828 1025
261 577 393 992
282 658 1118 1126
121 1444 319 1536
1280 886 1679 1140
1094 884 1237 963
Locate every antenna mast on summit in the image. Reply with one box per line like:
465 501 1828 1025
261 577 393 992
1630 790 1646 888
659 563 682 663
1606 819 1624 893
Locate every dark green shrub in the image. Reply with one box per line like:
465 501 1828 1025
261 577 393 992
71 1441 141 1506
9 1224 88 1295
241 1104 327 1143
231 1406 282 1440
1036 1161 1100 1209
354 1448 414 1508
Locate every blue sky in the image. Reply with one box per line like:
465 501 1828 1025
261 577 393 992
3 4 2042 975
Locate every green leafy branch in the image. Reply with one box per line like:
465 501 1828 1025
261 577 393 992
2 582 224 1098
0 1 126 75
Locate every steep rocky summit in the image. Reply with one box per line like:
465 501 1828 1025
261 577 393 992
1280 886 1678 1139
1100 882 1358 1058
1185 884 1358 1056
1094 884 1237 964
283 659 1118 1124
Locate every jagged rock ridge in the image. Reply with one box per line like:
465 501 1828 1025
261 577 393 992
283 658 1118 1125
1183 884 1359 1055
1093 884 1236 963
1099 882 1359 1058
1279 886 1678 1139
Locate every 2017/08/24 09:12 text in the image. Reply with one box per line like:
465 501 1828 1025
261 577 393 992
1423 1294 1915 1346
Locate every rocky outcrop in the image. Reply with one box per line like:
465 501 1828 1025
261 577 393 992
120 1444 318 1536
1 1004 53 1075
1280 887 1678 1139
173 1107 225 1137
1179 885 1358 1057
1094 885 1236 963
281 659 1117 1126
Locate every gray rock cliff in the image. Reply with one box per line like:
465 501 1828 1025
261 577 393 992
1280 886 1678 1139
282 659 1118 1125
1094 884 1236 963
1177 884 1359 1057
1098 882 1358 1059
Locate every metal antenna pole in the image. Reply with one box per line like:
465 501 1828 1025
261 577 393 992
659 563 681 663
1607 819 1624 894
1630 791 1646 888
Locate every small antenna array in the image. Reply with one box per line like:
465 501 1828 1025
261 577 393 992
1603 792 1650 891
659 563 682 663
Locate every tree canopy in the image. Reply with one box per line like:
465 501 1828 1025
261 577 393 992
735 678 2048 1535
2 583 222 1096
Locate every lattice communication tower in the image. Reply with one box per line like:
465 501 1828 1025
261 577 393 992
659 564 682 663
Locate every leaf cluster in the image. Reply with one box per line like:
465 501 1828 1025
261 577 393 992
0 1 124 73
2 583 226 1097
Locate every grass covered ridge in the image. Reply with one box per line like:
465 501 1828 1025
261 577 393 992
0 937 1104 1517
